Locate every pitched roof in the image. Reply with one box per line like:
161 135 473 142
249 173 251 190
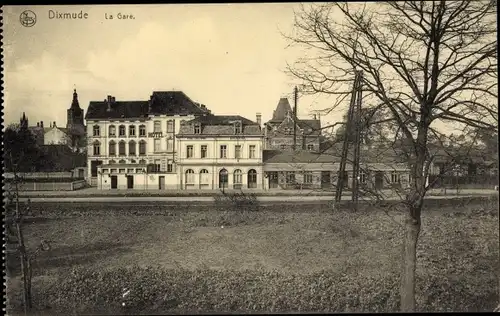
70 89 81 110
85 100 149 120
148 91 209 115
266 118 322 137
263 150 338 164
270 98 293 122
85 91 210 120
178 115 262 136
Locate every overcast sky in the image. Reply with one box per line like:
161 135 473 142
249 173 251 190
4 4 338 129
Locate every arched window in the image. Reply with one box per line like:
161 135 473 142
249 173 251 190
108 125 116 137
129 125 136 137
119 140 126 156
139 124 146 137
93 125 100 137
248 169 257 189
119 159 126 164
139 140 147 155
233 169 242 189
129 140 136 156
119 125 126 137
130 159 136 164
185 169 195 188
200 169 210 188
92 140 101 156
109 140 116 156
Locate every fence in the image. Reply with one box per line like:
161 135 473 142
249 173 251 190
4 172 74 179
428 174 499 189
4 174 89 191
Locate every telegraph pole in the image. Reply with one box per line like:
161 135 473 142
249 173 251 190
335 70 363 209
293 86 298 151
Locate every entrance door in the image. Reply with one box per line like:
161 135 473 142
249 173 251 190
159 176 165 190
127 175 134 189
268 172 279 189
219 169 228 189
375 171 384 189
110 175 118 189
321 171 331 189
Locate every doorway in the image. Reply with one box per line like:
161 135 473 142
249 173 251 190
219 169 228 189
375 171 384 190
110 175 118 189
268 172 279 189
159 176 165 190
127 175 134 189
321 171 331 189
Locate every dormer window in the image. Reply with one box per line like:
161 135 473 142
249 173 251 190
234 121 242 134
194 123 201 134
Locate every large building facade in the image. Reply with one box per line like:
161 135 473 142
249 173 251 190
85 90 410 192
176 115 264 190
86 91 210 189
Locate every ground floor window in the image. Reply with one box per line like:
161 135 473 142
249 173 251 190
303 172 313 184
233 169 242 189
200 169 210 188
185 169 195 188
285 172 295 184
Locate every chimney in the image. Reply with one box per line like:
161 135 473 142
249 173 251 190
256 113 262 126
313 114 317 120
53 121 56 127
106 95 113 111
37 122 40 127
111 96 116 103
40 121 44 128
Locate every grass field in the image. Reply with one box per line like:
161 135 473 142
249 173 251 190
5 198 500 314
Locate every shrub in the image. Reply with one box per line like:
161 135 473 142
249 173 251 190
34 265 497 314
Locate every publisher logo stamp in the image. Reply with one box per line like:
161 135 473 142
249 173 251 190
20 10 37 27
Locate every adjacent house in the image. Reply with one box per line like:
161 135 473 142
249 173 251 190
23 89 87 153
263 97 322 151
176 114 264 190
263 143 411 191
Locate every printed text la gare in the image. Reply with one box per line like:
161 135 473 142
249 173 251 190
105 12 135 20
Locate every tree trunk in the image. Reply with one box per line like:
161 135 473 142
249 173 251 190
400 209 422 312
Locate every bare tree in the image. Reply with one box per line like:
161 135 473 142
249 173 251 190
5 153 51 314
284 1 497 311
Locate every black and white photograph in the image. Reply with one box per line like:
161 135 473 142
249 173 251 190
3 2 499 314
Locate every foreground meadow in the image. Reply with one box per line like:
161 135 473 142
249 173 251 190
6 198 499 314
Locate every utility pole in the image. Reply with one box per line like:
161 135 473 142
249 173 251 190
293 86 298 151
351 73 363 205
335 70 363 209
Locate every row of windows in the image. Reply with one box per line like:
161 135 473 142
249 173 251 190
103 158 175 173
92 140 147 156
92 138 177 156
185 168 258 189
91 120 177 137
185 144 257 159
273 144 315 150
276 171 401 184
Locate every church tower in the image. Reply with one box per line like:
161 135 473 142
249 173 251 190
67 88 85 129
66 88 86 152
20 112 29 130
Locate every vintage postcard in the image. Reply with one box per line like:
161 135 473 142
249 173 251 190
3 3 498 314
